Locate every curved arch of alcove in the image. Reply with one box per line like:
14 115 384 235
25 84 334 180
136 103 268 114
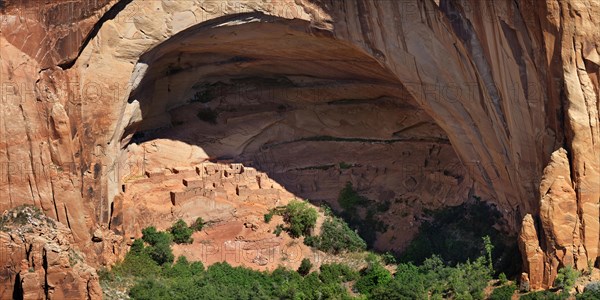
107 13 481 252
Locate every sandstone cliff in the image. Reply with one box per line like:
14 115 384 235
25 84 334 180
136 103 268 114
0 206 101 299
0 0 598 296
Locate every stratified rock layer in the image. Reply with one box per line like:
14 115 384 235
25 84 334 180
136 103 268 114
0 0 598 296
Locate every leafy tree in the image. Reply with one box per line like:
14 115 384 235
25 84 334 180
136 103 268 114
319 263 358 284
554 266 580 290
282 201 318 238
141 226 171 246
382 252 397 265
297 258 312 276
147 240 175 265
129 278 171 300
111 250 161 277
521 290 565 300
305 216 366 253
370 263 427 300
130 238 145 255
489 284 517 300
498 272 508 285
338 182 366 214
483 235 494 271
355 257 392 295
577 282 600 300
191 217 204 232
398 201 517 277
140 226 175 265
170 219 194 244
109 224 504 300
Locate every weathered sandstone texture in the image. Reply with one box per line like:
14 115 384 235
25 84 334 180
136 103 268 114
0 206 101 299
0 0 598 295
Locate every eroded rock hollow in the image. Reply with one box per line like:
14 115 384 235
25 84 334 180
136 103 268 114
0 0 598 297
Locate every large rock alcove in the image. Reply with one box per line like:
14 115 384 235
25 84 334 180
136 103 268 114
112 14 473 252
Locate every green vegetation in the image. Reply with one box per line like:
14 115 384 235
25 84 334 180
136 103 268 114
319 263 358 284
191 217 204 232
577 282 600 300
106 240 361 300
498 272 508 285
339 162 353 169
338 182 368 213
489 284 517 300
196 108 219 124
303 216 366 254
298 258 313 276
355 256 392 295
295 164 336 171
101 195 592 300
103 218 518 300
554 265 580 290
398 200 519 276
269 200 318 238
263 211 274 223
381 252 396 265
370 249 494 299
170 219 194 244
273 224 283 237
520 290 565 300
334 182 388 247
141 227 175 265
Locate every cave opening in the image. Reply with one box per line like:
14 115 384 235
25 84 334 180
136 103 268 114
113 13 511 267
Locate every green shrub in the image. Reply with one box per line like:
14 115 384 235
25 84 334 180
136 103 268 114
130 238 145 255
339 162 352 169
520 290 565 300
398 201 517 276
140 226 175 265
141 226 172 246
320 204 333 216
489 284 517 300
281 201 317 238
274 224 283 237
147 240 175 265
319 263 358 284
264 212 273 223
111 249 161 277
297 258 312 276
170 219 194 244
382 252 397 265
370 263 427 300
498 272 508 285
577 282 600 300
338 182 367 214
554 266 580 290
355 257 392 295
108 225 507 300
305 216 366 253
191 217 204 232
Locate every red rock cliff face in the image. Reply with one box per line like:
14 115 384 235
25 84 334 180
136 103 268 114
0 0 598 296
